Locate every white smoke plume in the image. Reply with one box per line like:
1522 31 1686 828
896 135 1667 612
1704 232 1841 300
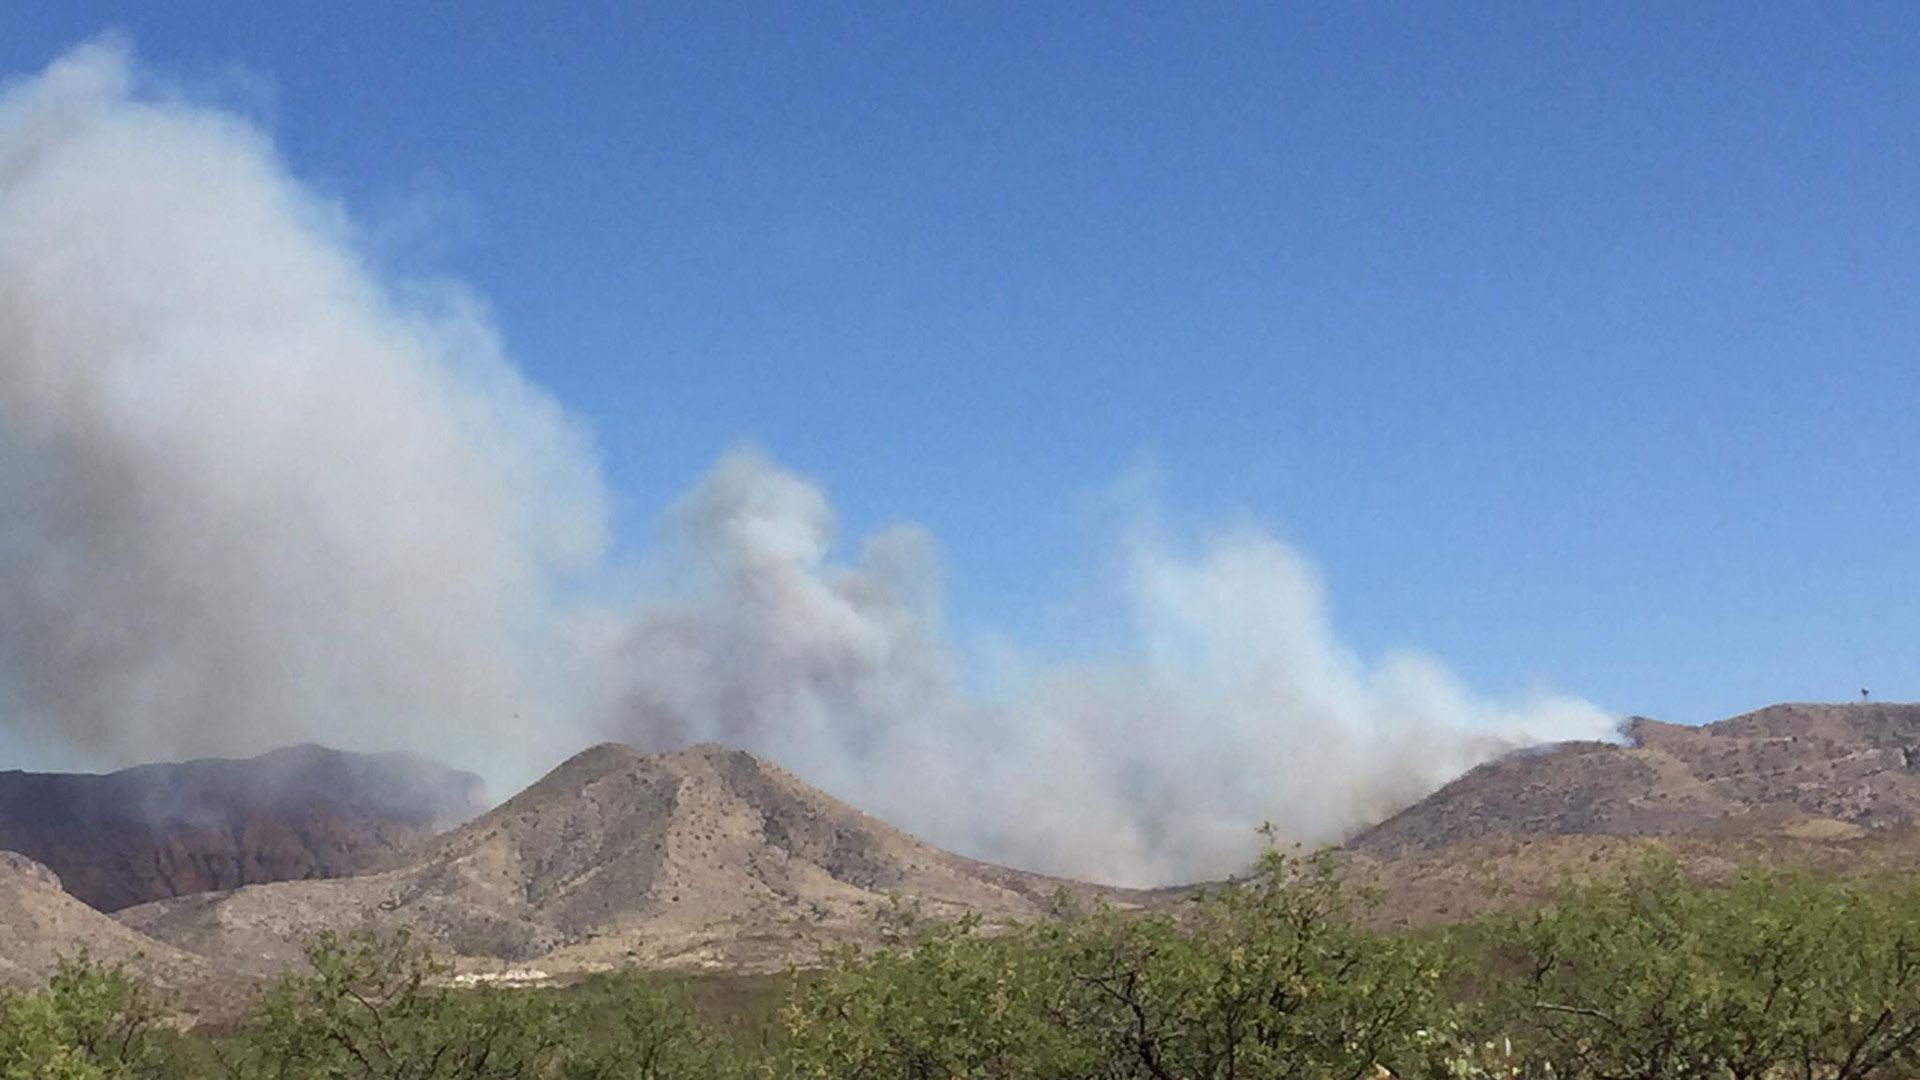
0 41 1613 886
0 42 608 772
600 449 1612 885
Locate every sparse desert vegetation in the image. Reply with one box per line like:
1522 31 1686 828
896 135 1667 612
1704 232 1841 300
14 709 1920 1075
13 847 1920 1080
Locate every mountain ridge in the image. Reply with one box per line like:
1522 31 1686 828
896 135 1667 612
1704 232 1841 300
1343 702 1920 926
117 742 1137 976
0 744 488 911
1350 703 1920 858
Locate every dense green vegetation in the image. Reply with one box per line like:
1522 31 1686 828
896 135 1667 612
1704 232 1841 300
10 848 1920 1079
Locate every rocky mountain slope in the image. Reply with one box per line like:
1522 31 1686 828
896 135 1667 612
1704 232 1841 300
1352 703 1920 857
90 703 1920 978
0 851 211 991
1346 702 1920 924
119 743 1130 976
0 745 487 911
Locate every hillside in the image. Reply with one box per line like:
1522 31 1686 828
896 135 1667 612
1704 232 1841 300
1345 702 1920 924
0 850 214 992
0 745 488 911
103 704 1920 978
119 743 1130 976
1351 703 1920 857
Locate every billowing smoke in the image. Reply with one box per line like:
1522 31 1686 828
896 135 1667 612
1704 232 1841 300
600 449 1611 884
0 41 1613 886
0 42 608 773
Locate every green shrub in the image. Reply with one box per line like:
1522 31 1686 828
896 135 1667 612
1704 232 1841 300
226 929 728 1080
1473 854 1920 1080
779 848 1446 1080
21 846 1920 1080
0 954 173 1080
779 909 1094 1080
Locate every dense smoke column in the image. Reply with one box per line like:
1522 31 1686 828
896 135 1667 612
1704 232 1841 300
598 450 1613 886
0 40 1612 885
0 42 608 773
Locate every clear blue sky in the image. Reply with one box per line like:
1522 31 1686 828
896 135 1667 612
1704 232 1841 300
6 3 1917 726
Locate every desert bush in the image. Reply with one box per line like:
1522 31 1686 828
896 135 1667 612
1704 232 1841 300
779 848 1446 1080
23 851 1920 1080
229 929 564 1080
779 909 1095 1080
554 972 734 1080
1055 848 1445 1080
0 954 175 1080
227 929 724 1080
1470 854 1920 1080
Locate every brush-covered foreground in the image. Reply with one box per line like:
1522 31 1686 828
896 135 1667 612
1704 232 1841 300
10 847 1920 1080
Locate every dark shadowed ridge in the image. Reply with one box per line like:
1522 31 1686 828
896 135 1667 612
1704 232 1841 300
0 744 488 911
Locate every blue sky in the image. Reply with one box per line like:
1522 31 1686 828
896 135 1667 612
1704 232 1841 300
5 2 1917 729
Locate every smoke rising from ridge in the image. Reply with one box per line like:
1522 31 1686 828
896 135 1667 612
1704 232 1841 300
0 42 1612 885
600 449 1611 884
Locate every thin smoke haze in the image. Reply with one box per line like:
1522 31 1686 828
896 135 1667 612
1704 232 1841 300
0 41 1613 886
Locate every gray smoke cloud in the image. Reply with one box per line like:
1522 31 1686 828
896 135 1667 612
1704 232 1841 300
0 41 1613 886
599 448 1612 885
0 42 608 773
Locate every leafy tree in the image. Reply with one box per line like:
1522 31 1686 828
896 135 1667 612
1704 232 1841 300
1053 847 1443 1080
555 972 733 1080
1755 873 1920 1080
779 910 1095 1080
31 841 1920 1080
0 954 172 1080
778 846 1446 1080
1476 854 1920 1080
229 929 729 1080
230 929 566 1080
